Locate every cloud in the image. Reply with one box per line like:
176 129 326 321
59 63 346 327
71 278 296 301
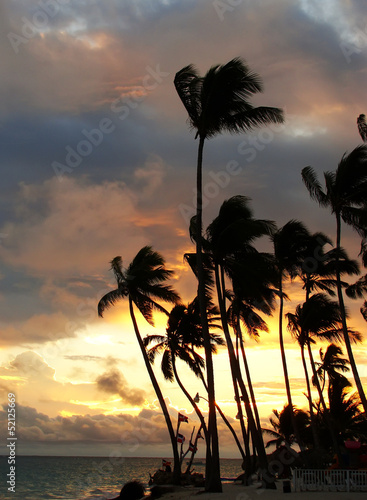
0 177 147 276
64 355 105 362
9 351 55 379
1 311 83 347
0 400 243 458
96 368 146 406
0 351 150 418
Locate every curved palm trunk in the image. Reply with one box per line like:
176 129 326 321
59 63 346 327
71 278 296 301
237 322 262 432
196 135 222 492
128 297 181 483
278 277 304 449
216 266 252 461
335 213 367 414
300 341 320 450
215 264 274 487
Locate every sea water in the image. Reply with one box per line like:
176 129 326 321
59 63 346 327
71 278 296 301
0 456 243 499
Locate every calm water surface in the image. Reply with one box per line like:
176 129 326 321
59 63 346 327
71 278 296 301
0 456 243 499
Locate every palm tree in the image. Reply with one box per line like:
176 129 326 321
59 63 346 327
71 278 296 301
300 233 359 301
263 404 310 449
286 293 360 458
314 343 351 404
143 299 223 445
204 196 277 483
271 220 311 446
325 377 367 445
174 58 284 491
357 114 367 142
97 246 182 483
302 145 367 413
144 300 248 462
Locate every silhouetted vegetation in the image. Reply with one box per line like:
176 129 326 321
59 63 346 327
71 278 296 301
98 58 367 490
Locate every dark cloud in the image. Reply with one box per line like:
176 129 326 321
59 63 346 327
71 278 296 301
96 368 146 406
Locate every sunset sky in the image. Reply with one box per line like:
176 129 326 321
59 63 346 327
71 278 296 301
1 0 367 459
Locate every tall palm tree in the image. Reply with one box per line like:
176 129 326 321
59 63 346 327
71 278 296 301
302 145 367 413
204 196 277 483
271 220 311 446
174 58 284 491
97 246 181 483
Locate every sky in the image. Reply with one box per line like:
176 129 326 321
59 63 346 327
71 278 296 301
1 0 367 459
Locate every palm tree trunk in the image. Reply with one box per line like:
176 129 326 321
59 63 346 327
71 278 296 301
300 342 320 450
237 323 262 432
196 135 222 492
335 212 367 414
197 365 247 464
215 264 273 487
278 277 305 450
128 297 181 484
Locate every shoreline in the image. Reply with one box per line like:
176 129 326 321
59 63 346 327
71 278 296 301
156 481 367 499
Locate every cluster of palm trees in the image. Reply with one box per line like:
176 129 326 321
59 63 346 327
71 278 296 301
97 58 367 491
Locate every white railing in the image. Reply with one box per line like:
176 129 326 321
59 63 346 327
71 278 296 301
293 469 367 492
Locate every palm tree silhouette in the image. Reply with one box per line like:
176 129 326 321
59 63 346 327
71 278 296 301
144 300 246 462
174 58 284 491
327 378 366 443
143 299 223 445
314 343 350 405
286 293 360 458
302 145 367 413
97 246 182 483
204 195 277 483
300 235 359 301
271 220 311 446
263 404 310 449
357 114 367 142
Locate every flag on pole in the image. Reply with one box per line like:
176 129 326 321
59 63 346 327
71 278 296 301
178 413 188 423
162 459 171 467
177 433 185 443
189 441 197 452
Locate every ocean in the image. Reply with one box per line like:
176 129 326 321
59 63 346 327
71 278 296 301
0 456 243 500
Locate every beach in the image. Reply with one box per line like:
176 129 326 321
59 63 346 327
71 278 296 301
158 482 367 499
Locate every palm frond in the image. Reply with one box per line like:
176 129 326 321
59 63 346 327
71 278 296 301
161 349 174 381
174 64 202 130
97 289 126 317
346 274 367 299
301 166 328 206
